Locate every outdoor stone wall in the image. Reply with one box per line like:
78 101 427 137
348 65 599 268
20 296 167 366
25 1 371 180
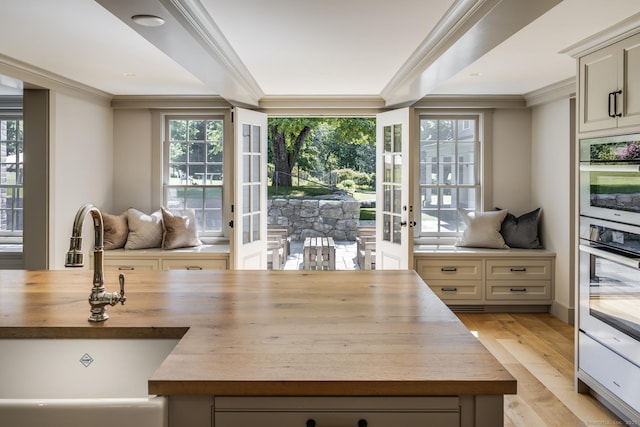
267 198 361 241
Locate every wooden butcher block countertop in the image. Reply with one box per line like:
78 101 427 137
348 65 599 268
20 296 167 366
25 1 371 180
0 269 516 397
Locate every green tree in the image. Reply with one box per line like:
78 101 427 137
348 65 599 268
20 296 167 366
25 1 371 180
268 118 319 187
268 117 376 186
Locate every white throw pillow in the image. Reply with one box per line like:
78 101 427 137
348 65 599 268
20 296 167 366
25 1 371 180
455 209 509 249
161 207 202 250
124 208 163 250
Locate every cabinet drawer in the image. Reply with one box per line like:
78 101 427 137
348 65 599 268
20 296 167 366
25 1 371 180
486 280 551 301
486 259 552 280
161 258 227 270
103 258 159 271
426 280 482 301
216 411 459 426
215 396 459 427
579 332 640 413
415 259 482 280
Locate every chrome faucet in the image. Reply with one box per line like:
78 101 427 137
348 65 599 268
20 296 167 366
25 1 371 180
65 203 126 322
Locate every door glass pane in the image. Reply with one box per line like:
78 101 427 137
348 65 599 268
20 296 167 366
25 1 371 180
393 186 401 214
384 154 392 182
252 183 260 211
252 125 260 152
384 125 392 152
393 216 401 244
243 124 251 151
383 185 391 212
393 154 402 183
253 213 261 241
243 185 250 214
242 215 250 244
393 124 402 152
383 213 391 241
243 154 250 183
252 154 260 182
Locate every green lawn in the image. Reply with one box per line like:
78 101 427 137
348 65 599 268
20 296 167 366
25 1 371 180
268 185 334 198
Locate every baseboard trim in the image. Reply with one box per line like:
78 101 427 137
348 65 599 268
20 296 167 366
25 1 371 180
550 301 575 325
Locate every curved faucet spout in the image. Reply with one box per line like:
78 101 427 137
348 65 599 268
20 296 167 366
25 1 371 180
65 203 104 288
65 203 125 322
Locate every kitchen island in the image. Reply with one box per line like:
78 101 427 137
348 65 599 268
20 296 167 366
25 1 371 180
0 269 516 426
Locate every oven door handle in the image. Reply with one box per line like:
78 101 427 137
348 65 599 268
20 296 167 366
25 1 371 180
579 164 640 173
579 244 640 269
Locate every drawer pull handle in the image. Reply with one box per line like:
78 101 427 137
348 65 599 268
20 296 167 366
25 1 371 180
118 266 135 271
186 266 203 270
306 419 368 427
509 267 527 272
441 287 458 292
441 266 457 272
510 287 527 292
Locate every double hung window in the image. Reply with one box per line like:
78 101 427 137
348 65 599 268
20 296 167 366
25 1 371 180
164 115 225 238
0 116 23 242
418 115 480 239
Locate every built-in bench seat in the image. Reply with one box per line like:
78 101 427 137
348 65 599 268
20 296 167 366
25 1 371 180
413 245 556 311
96 244 230 271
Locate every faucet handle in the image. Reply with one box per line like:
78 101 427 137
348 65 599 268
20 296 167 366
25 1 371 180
118 273 126 305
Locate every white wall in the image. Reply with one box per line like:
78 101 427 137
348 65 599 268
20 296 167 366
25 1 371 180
531 97 574 322
491 109 533 214
48 91 113 269
112 109 155 214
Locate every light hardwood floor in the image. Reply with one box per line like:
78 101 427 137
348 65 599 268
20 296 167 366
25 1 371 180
456 313 623 427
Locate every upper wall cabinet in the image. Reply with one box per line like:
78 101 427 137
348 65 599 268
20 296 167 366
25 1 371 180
579 32 640 133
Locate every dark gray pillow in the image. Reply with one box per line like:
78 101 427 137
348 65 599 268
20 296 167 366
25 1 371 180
498 208 542 249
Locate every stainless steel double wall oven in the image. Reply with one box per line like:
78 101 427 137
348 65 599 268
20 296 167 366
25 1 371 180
579 133 640 379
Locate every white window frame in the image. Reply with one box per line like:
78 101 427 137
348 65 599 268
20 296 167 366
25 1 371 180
0 114 23 243
160 111 232 243
414 110 493 245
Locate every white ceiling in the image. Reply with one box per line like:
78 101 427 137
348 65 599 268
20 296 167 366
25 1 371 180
1 0 640 106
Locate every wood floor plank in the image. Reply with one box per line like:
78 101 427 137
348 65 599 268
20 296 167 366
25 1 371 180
504 394 547 427
499 338 618 425
456 313 623 426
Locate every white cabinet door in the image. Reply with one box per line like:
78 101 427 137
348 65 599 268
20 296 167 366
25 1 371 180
617 32 640 129
579 32 640 133
579 43 619 133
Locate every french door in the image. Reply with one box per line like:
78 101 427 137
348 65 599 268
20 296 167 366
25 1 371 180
375 108 415 269
231 107 268 269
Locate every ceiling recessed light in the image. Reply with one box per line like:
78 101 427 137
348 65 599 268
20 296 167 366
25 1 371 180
131 14 165 27
469 72 482 77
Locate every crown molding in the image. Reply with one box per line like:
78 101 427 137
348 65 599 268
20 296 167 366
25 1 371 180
260 95 386 116
413 94 526 110
111 95 231 110
561 11 640 58
0 54 111 103
524 77 575 107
